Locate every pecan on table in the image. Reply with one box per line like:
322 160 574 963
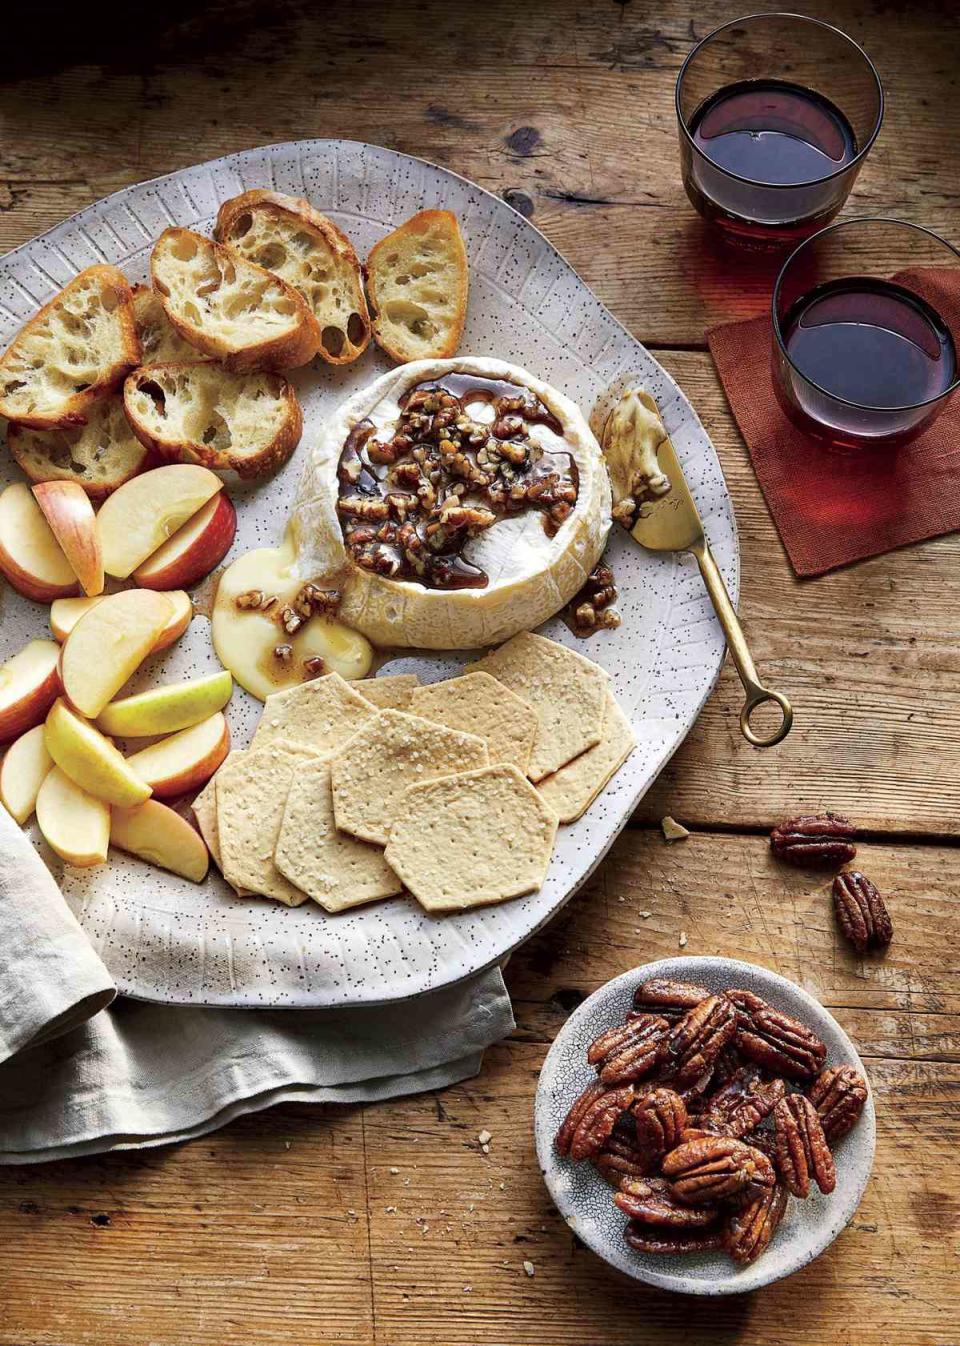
632 1088 688 1158
657 995 738 1087
615 1177 719 1229
699 1066 787 1140
729 989 827 1082
724 1181 788 1266
555 1081 635 1161
624 1222 724 1256
832 871 893 954
632 977 711 1022
593 1115 655 1187
808 1066 868 1144
662 1134 775 1204
770 812 856 868
773 1094 836 1198
587 1013 670 1086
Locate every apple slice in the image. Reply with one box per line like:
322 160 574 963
0 724 53 824
44 697 151 807
125 712 229 797
97 464 223 579
97 669 233 738
111 800 209 882
60 589 173 718
35 766 109 867
0 483 78 603
0 639 62 742
50 590 192 650
31 481 104 597
134 493 237 591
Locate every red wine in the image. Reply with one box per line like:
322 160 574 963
781 278 957 409
690 79 857 186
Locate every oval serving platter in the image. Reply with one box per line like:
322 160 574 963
0 141 737 1006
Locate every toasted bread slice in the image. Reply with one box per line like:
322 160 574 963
7 396 149 498
151 228 320 372
131 284 206 364
0 265 139 429
124 361 303 479
214 191 371 366
366 211 468 363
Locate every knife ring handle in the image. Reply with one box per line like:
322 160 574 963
740 686 793 748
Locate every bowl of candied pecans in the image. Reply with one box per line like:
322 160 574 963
535 956 875 1293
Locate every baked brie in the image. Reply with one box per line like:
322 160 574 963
292 357 611 649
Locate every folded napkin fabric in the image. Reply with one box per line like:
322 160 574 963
0 809 513 1162
708 267 960 577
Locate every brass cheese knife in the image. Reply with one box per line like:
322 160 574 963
627 435 793 748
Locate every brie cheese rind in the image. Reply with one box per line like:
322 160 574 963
292 357 612 650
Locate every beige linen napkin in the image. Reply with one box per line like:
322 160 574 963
0 810 513 1162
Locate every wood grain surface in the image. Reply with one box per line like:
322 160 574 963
0 1 958 1342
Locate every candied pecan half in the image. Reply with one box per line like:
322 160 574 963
624 1221 724 1256
700 1066 787 1139
587 1014 669 1086
662 1134 775 1204
633 977 710 1022
633 1088 688 1157
808 1065 869 1143
592 1117 655 1187
725 1181 788 1266
658 995 738 1087
773 1094 836 1198
615 1177 719 1229
832 871 893 954
729 989 827 1082
555 1082 635 1162
770 812 856 868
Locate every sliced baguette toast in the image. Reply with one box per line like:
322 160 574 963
365 210 468 363
131 284 206 364
124 361 303 479
214 190 371 366
7 395 150 498
150 228 321 372
0 265 139 428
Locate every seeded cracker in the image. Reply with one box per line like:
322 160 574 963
411 672 537 771
275 759 402 912
348 674 419 710
330 709 488 846
468 631 608 781
251 671 376 751
216 743 321 905
536 690 636 822
193 772 253 897
384 764 558 912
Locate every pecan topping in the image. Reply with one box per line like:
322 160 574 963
554 1081 635 1161
565 561 621 638
587 1013 669 1086
773 1094 836 1198
657 995 738 1086
624 1222 724 1256
662 1134 775 1204
633 977 711 1022
593 1118 655 1187
725 1181 788 1265
615 1177 719 1229
699 1066 787 1139
808 1066 868 1144
832 871 893 954
235 588 267 610
729 989 827 1082
770 812 856 868
632 1088 688 1157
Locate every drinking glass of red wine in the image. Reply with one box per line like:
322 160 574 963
676 13 883 249
772 217 960 449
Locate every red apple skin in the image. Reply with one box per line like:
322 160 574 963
134 494 237 591
31 481 103 597
148 722 230 798
0 661 62 743
0 548 78 603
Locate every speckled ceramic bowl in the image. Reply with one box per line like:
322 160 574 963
535 957 876 1295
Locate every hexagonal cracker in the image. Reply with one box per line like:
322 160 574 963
411 671 537 771
251 671 377 752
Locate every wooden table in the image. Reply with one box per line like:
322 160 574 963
1 2 958 1342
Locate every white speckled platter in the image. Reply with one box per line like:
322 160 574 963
0 142 737 1007
535 958 876 1294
